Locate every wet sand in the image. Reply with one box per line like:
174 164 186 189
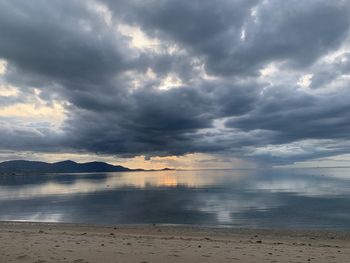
0 222 349 263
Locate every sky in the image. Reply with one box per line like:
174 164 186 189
0 0 350 169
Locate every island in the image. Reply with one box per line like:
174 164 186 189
0 160 174 175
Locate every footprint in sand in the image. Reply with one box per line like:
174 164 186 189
16 254 30 260
73 259 89 263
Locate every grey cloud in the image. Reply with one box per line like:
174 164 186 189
105 0 350 75
226 86 350 142
236 0 350 70
310 52 350 89
0 119 62 152
0 0 350 165
0 94 24 107
0 0 131 89
62 79 260 157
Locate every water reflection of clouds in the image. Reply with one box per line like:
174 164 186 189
251 169 350 197
253 178 350 197
1 212 64 223
197 193 282 224
0 169 350 228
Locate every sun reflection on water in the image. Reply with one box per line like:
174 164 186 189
0 170 244 200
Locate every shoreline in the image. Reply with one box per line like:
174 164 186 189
1 220 350 235
0 222 349 262
2 220 350 235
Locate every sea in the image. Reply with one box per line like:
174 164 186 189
0 168 350 230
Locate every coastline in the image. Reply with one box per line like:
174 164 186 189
0 222 349 262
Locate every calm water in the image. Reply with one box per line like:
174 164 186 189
1 168 350 230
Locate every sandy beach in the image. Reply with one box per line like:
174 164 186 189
0 222 349 263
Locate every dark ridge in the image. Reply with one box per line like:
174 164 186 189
0 160 174 175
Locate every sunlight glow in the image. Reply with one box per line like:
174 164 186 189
158 74 183 90
0 85 19 96
260 63 278 77
240 28 246 41
0 102 65 126
118 24 160 50
297 74 313 88
0 59 7 75
87 0 112 26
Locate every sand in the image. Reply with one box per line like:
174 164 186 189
0 222 349 263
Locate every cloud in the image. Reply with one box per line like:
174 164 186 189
104 0 350 75
0 0 350 165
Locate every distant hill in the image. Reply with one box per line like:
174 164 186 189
0 160 174 174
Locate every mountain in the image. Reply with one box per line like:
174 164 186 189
0 160 173 174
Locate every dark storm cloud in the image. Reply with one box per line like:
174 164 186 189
0 0 129 84
1 0 350 165
226 87 350 142
104 0 350 75
62 79 260 157
225 84 350 164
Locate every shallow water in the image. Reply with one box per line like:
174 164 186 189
0 168 350 230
